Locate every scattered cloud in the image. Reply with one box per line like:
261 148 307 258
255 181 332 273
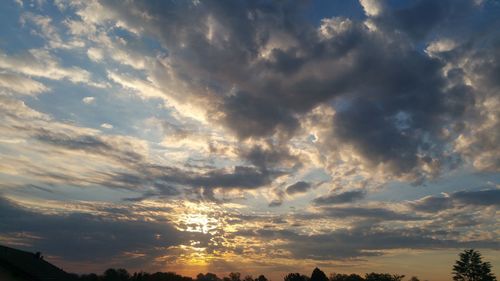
0 49 103 87
100 123 113 129
410 188 500 213
82 96 95 104
0 72 48 96
286 181 312 195
313 190 366 205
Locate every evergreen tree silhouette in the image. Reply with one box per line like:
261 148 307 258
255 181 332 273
311 268 328 281
453 249 497 281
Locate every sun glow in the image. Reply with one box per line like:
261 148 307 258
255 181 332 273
174 201 221 234
184 213 215 234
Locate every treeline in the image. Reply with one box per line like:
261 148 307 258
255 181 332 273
72 267 411 281
71 249 497 281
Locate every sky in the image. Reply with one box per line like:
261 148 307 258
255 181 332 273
0 0 499 280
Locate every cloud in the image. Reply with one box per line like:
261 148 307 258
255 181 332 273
0 72 48 96
238 221 498 261
101 123 113 129
313 190 366 205
0 49 102 87
0 196 208 265
318 206 420 221
365 0 477 40
410 188 500 213
239 143 300 171
0 0 500 274
33 129 144 164
72 0 489 182
33 129 273 193
410 195 452 213
286 181 311 195
448 34 500 172
82 96 95 104
87 47 104 61
0 94 281 198
20 12 83 49
0 0 499 273
452 189 500 205
359 0 385 17
4 0 497 196
1 0 497 201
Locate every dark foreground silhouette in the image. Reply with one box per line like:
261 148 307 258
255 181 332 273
0 245 496 281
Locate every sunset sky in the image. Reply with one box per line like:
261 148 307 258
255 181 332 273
0 0 499 280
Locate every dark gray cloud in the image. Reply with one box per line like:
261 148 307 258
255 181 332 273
286 181 311 195
371 0 477 41
313 190 366 205
410 188 500 213
239 143 300 171
0 196 208 264
23 126 280 198
452 189 500 205
237 222 498 260
33 129 144 164
107 165 278 200
268 199 284 208
91 0 500 179
318 206 420 221
410 195 452 213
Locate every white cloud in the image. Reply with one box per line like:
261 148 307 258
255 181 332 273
20 12 84 49
359 0 385 17
82 96 95 104
107 71 165 100
64 19 96 36
318 17 353 40
0 72 48 96
100 123 113 129
0 49 105 87
425 39 457 56
108 71 209 122
0 94 150 189
87 48 103 62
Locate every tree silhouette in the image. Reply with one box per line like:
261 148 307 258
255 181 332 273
103 269 130 281
329 273 364 281
255 275 268 281
453 249 497 281
229 272 242 281
284 272 310 281
311 268 328 281
79 273 99 281
197 273 222 281
365 273 404 281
